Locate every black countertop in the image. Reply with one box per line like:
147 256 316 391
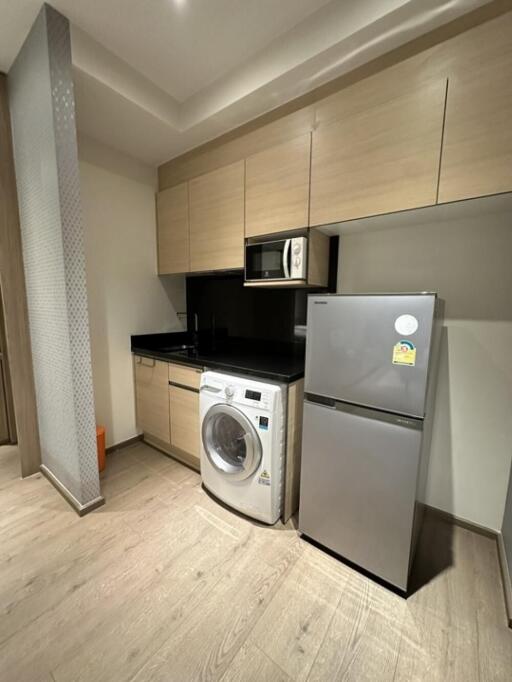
131 332 305 384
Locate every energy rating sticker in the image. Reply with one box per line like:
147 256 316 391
258 470 271 486
392 340 417 367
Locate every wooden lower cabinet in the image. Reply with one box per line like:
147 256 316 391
283 379 304 523
134 356 170 444
168 363 202 391
169 385 200 466
134 356 202 470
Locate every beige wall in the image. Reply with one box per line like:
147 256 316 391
79 137 186 448
338 209 512 531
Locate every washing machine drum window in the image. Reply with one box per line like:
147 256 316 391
202 404 262 480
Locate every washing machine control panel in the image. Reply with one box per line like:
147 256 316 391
221 384 271 410
242 388 270 410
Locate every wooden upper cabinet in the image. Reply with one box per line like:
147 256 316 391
309 77 447 226
189 160 244 272
156 183 189 274
245 134 311 237
438 48 512 203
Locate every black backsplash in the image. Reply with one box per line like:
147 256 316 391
186 272 308 350
185 237 338 354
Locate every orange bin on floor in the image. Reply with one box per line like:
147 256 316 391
96 426 106 472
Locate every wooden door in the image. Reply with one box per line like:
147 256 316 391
189 160 244 272
438 43 512 202
245 134 311 237
169 385 200 464
310 77 447 226
134 356 170 444
157 182 189 274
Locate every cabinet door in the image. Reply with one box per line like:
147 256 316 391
157 182 189 274
245 134 311 237
134 357 170 444
438 55 512 203
169 385 200 462
189 161 244 272
310 78 446 226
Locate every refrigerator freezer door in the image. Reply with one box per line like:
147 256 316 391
305 294 436 418
299 400 422 590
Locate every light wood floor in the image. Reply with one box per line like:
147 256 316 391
1 442 511 681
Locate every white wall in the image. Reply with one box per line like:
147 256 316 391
338 210 512 531
79 136 186 448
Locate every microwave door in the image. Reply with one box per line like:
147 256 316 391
246 240 287 280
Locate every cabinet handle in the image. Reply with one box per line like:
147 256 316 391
140 357 156 367
169 381 200 393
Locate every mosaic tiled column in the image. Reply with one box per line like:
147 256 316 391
8 4 103 513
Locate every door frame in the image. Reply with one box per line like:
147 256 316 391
0 72 41 475
0 287 16 443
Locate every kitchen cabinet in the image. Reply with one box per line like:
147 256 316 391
438 53 512 203
189 160 244 272
169 386 200 465
245 134 311 238
168 363 201 467
156 182 189 274
309 77 447 226
134 356 170 445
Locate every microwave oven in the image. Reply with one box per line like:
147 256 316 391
245 236 307 282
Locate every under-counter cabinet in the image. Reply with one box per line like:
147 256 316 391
168 363 201 468
134 357 202 470
156 182 189 274
245 133 311 238
309 76 447 226
189 160 245 272
134 356 171 446
438 43 512 202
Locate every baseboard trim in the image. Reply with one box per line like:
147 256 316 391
497 531 512 629
424 504 497 539
425 504 512 629
40 464 105 516
106 434 143 454
143 434 200 473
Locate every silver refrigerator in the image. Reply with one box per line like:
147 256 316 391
299 293 442 591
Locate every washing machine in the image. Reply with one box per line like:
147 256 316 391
200 371 285 525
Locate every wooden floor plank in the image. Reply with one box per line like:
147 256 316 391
308 576 406 681
0 443 510 682
222 642 292 681
249 548 347 681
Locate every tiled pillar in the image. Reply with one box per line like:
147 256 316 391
8 4 103 513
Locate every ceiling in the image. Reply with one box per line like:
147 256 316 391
0 0 494 167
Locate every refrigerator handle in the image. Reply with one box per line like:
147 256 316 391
283 239 291 279
305 393 337 409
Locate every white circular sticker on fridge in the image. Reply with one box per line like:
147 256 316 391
394 314 419 336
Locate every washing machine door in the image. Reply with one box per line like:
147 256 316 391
202 404 262 481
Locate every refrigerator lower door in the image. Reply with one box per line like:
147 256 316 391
299 399 423 591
